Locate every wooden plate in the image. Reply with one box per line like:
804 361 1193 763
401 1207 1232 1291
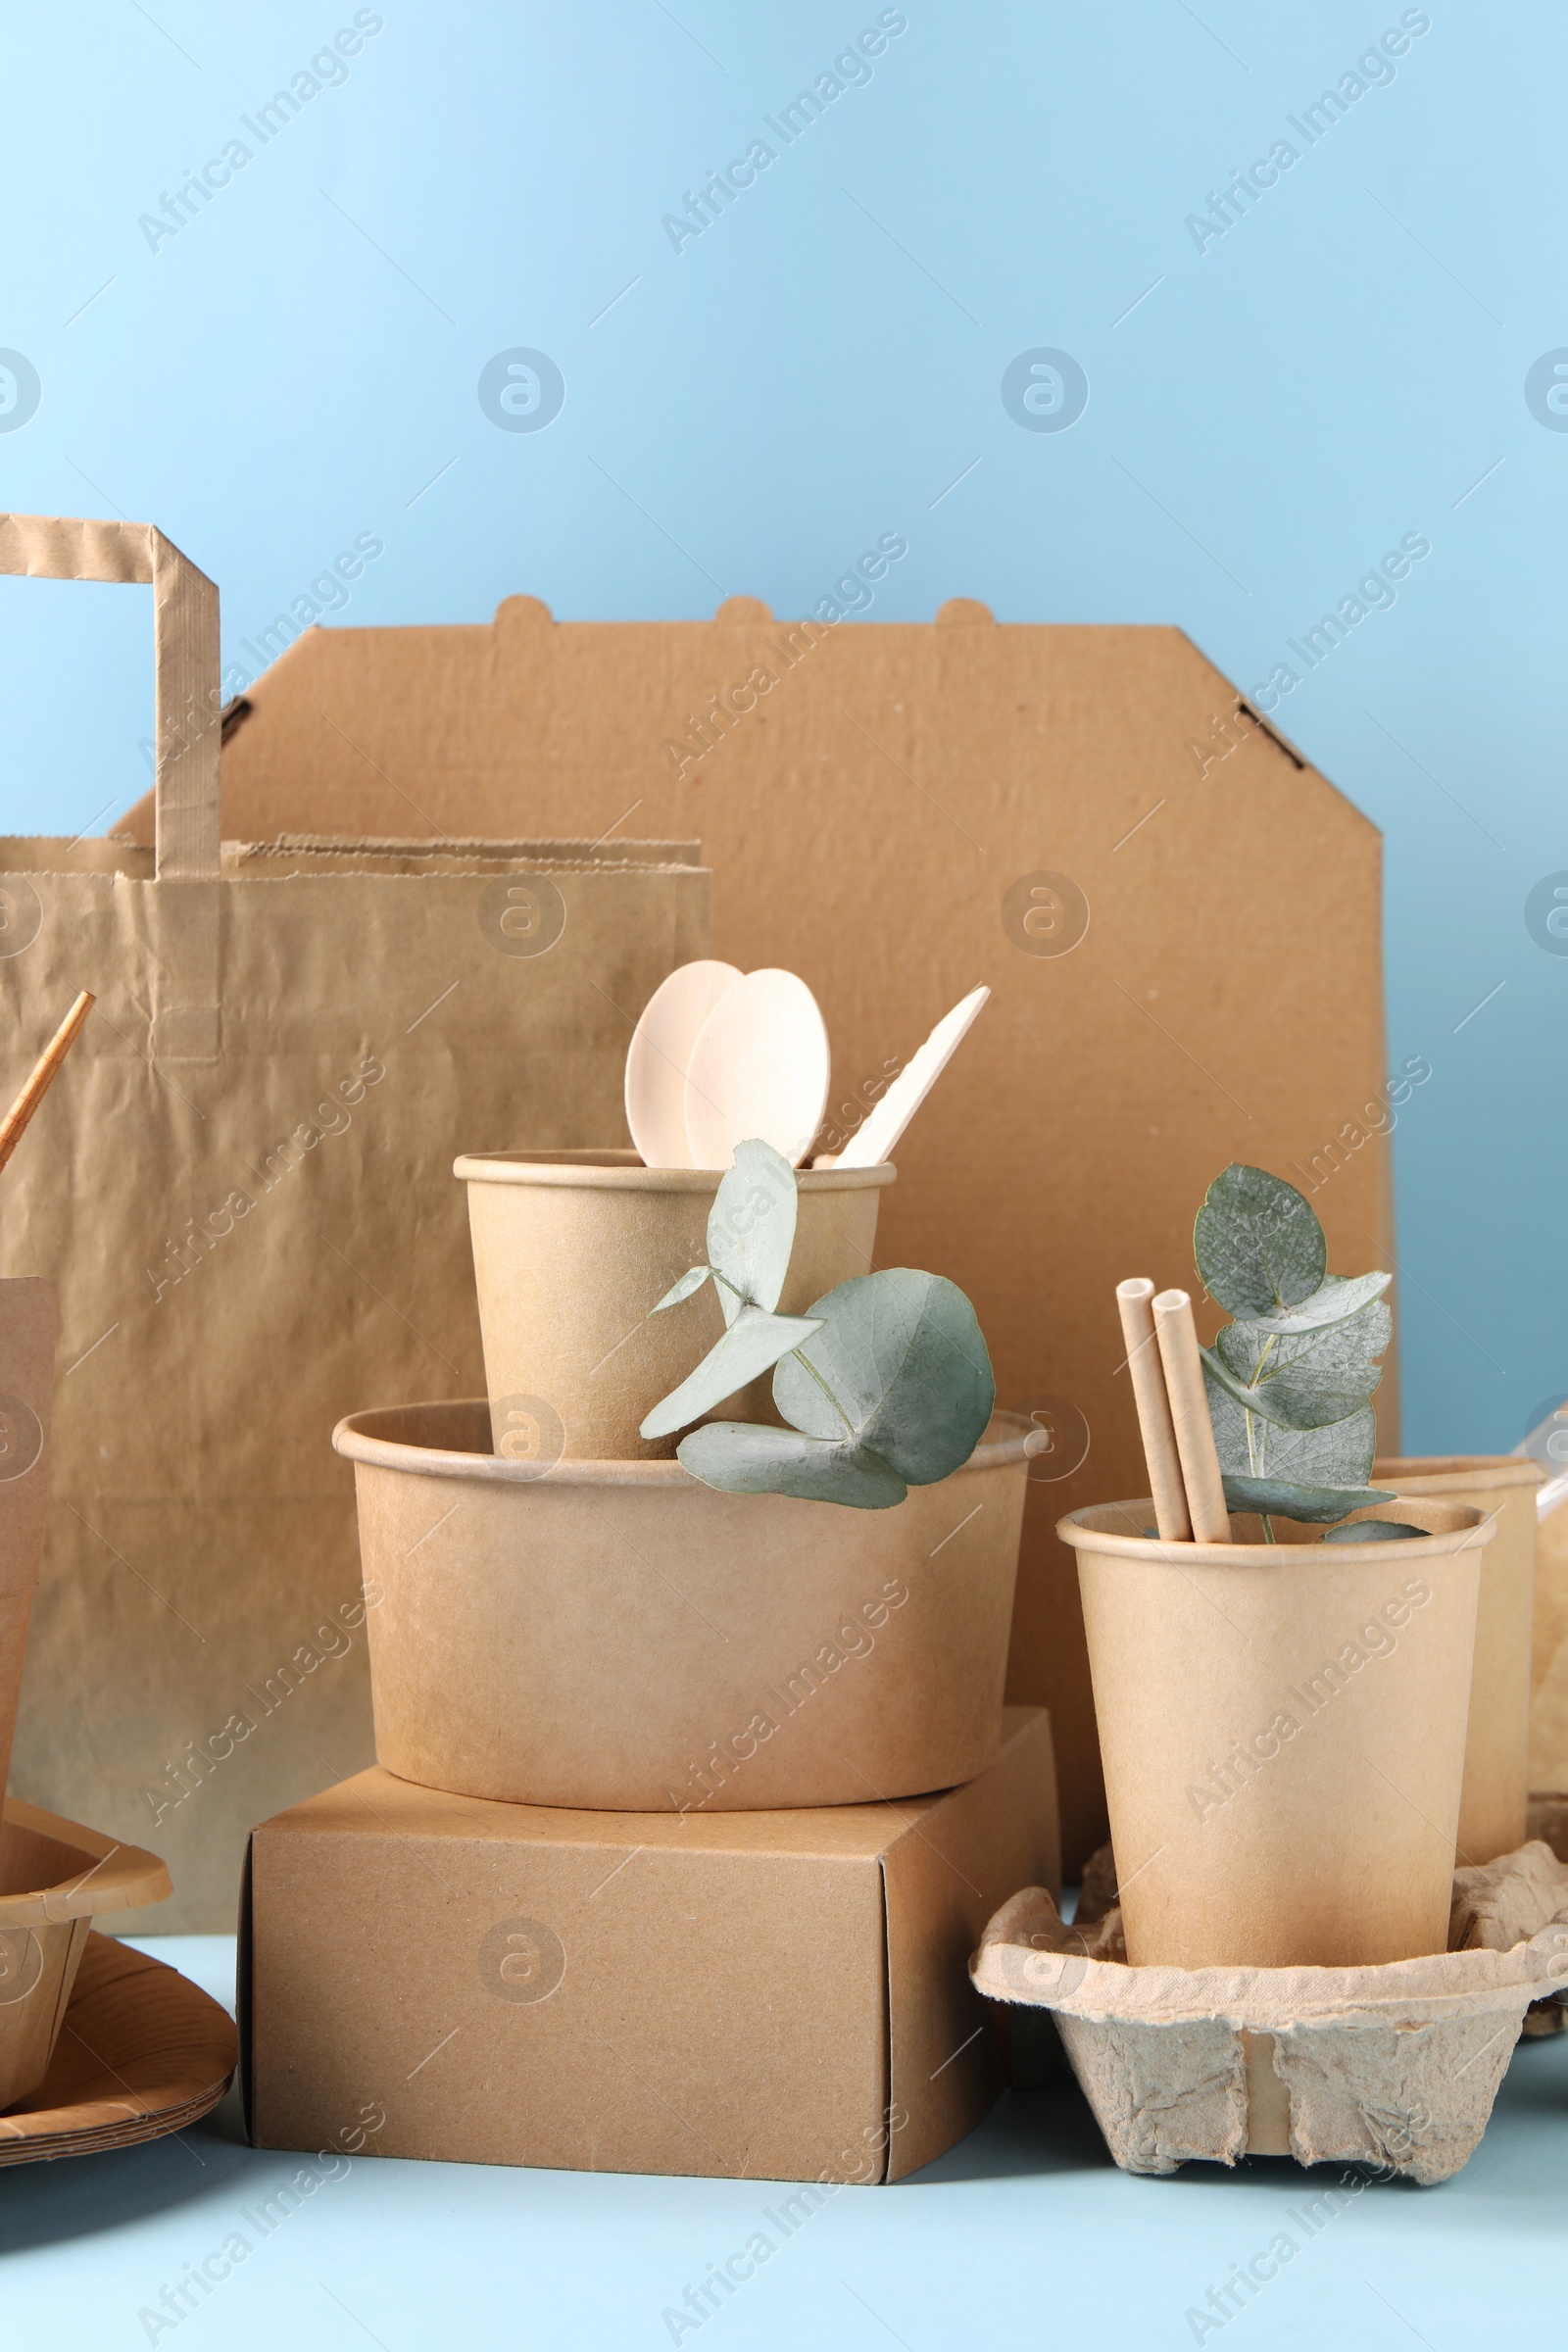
0 1933 236 2163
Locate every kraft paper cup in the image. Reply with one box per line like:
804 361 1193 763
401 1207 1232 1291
0 1797 170 2111
1530 1493 1568 1804
332 1401 1035 1810
1060 1497 1492 1970
1373 1454 1543 1867
455 1150 895 1462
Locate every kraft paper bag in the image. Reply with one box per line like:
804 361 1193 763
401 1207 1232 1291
0 1280 55 1799
0 516 710 1927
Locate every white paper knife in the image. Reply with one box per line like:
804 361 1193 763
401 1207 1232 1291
834 985 991 1167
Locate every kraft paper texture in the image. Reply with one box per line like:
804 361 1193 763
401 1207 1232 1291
0 515 710 1927
1530 1488 1568 1794
246 1710 1061 2182
336 1401 1032 1810
0 1279 55 1798
1372 1453 1542 1862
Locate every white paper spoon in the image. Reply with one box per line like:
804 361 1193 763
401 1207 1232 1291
624 960 743 1166
834 985 990 1167
683 968 830 1169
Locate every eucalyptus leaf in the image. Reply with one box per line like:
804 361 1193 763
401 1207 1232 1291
639 1305 822 1441
1203 1372 1271 1473
1321 1518 1425 1544
651 1264 712 1314
1194 1163 1326 1316
1192 1161 1395 1526
1200 1342 1278 1425
706 1139 798 1325
773 1270 995 1486
1245 1271 1392 1336
677 1421 907 1508
1220 1475 1398 1524
636 1145 998 1511
1211 1301 1390 1431
1266 1401 1379 1492
1204 1380 1379 1492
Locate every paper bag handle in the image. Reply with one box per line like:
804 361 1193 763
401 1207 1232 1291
0 514 221 1056
0 514 220 882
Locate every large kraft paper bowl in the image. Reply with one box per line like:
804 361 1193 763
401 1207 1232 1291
1059 1497 1492 1971
455 1151 896 1462
332 1401 1036 1810
1372 1453 1543 1865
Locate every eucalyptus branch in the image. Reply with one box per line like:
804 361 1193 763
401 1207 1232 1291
637 1137 996 1509
1243 1405 1275 1542
1193 1162 1396 1529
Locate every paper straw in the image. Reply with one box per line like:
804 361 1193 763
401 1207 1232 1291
1152 1288 1231 1544
0 991 94 1180
1116 1279 1192 1543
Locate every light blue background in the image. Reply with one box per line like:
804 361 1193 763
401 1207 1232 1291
0 1936 1556 2351
0 0 1559 1452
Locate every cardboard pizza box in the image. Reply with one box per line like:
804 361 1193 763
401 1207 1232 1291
124 598 1394 1868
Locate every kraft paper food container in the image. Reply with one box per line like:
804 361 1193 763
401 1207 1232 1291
455 1150 895 1463
1058 1497 1492 1971
332 1401 1036 1810
0 1278 53 1802
0 1796 170 2111
1373 1454 1543 1865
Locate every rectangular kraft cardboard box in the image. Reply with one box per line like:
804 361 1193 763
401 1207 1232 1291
241 1706 1059 2183
132 600 1393 1871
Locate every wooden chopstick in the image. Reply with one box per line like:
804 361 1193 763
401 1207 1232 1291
1152 1288 1231 1544
0 991 94 1179
1116 1278 1192 1542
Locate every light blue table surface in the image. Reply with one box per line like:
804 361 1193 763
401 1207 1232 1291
2 1935 1562 2349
